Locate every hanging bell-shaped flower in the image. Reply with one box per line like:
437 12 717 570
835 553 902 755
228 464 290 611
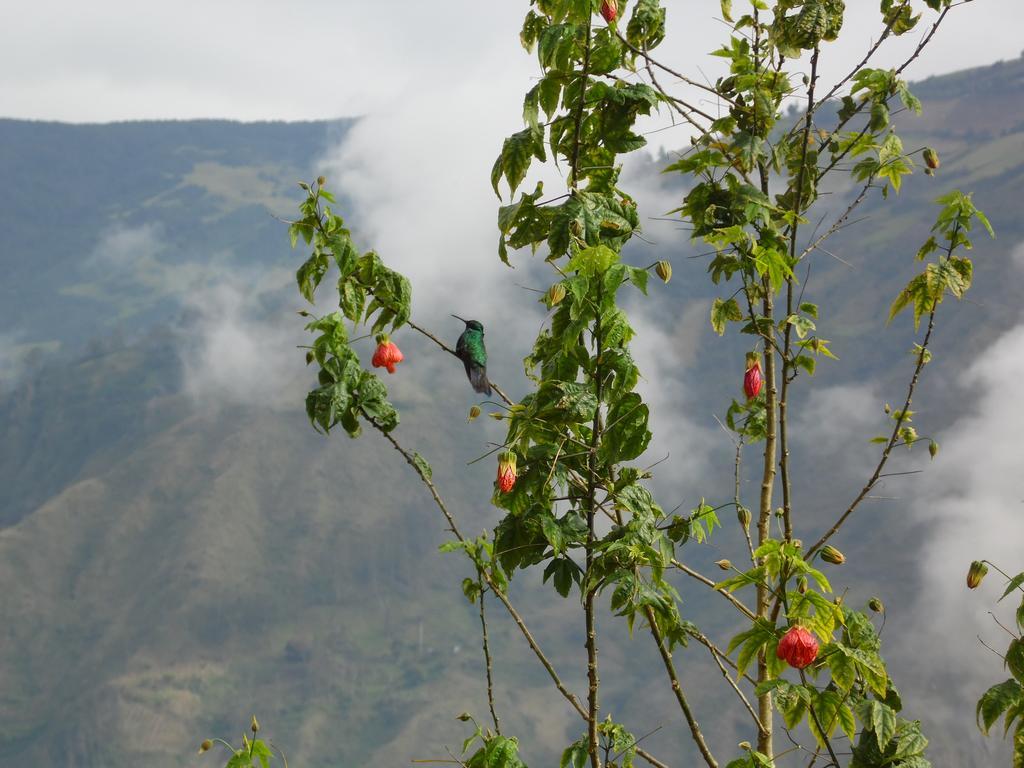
371 334 404 374
776 625 819 670
744 352 763 400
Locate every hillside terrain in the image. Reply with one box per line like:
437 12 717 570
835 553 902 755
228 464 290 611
1 53 1023 766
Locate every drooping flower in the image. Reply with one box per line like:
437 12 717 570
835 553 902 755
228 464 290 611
497 452 518 493
371 334 404 374
776 625 819 670
967 560 989 589
744 352 763 400
600 0 617 23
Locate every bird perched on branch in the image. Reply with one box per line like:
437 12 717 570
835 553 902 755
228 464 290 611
452 315 491 396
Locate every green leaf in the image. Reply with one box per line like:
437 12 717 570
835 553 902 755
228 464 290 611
785 313 815 339
710 297 744 335
601 393 651 463
567 244 619 275
977 679 1024 735
858 699 898 751
1009 639 1024 683
493 129 545 198
999 572 1024 602
412 452 432 481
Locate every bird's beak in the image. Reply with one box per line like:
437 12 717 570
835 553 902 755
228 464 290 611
451 314 468 323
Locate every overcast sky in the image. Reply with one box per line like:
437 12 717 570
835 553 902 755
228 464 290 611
0 0 1019 124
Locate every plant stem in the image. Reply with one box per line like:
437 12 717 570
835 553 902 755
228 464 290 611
478 577 501 735
643 607 718 768
756 276 777 759
585 276 603 768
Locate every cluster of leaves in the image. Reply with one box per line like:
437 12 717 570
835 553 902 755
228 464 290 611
458 715 529 768
563 717 638 768
197 717 282 768
289 181 411 436
975 567 1024 767
889 190 993 329
485 0 719 669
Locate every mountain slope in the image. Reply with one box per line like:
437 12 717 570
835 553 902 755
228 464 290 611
1 54 1023 767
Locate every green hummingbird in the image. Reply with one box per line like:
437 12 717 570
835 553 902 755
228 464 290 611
452 315 492 396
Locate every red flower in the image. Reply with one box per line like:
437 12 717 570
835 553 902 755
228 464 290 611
744 353 763 400
371 334 404 374
600 0 617 23
776 626 819 670
497 452 517 493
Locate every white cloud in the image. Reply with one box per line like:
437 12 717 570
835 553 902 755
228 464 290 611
890 322 1024 759
793 381 884 462
177 270 304 409
0 1 1020 123
1011 240 1024 271
88 223 164 268
628 300 717 498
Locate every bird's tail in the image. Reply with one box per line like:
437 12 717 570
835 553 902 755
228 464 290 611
470 365 492 396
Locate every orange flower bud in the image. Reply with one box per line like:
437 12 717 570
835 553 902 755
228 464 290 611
371 334 404 374
497 452 518 493
655 261 672 283
600 0 618 23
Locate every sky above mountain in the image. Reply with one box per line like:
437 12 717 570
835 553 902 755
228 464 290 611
0 0 1020 124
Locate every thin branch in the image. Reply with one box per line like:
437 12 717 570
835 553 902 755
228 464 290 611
807 303 936 556
643 607 719 768
695 629 766 735
478 580 501 735
671 559 757 621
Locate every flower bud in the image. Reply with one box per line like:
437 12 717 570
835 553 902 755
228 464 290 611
251 715 260 734
967 560 988 589
737 505 751 529
820 545 846 565
868 597 884 613
715 558 732 571
198 739 213 754
776 625 819 670
923 147 940 170
497 452 518 493
738 742 751 751
744 352 763 400
546 283 567 307
600 0 618 23
317 175 327 186
467 405 482 422
456 712 473 722
796 575 808 594
928 440 939 459
655 260 672 283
